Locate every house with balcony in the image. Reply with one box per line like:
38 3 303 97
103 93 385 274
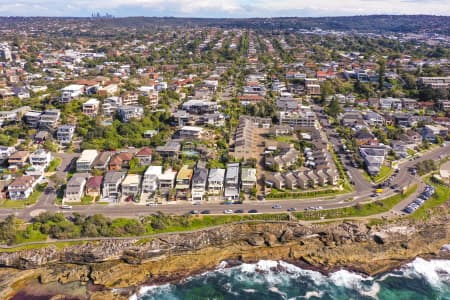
207 168 225 195
191 166 208 201
241 168 257 192
92 151 112 170
0 146 15 163
60 84 84 103
64 173 88 202
121 174 142 201
8 151 30 168
117 105 144 122
82 98 100 117
39 109 60 129
8 175 36 200
142 166 162 193
158 168 177 195
29 149 52 168
57 125 76 145
224 163 240 201
175 165 193 200
102 171 126 201
422 125 448 142
76 150 98 172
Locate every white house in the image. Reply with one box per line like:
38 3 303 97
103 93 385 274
60 84 84 103
142 166 162 193
29 149 52 168
76 150 98 172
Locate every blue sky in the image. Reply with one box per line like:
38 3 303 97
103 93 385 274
0 0 449 17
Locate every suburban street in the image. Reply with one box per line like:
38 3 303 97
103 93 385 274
0 143 446 221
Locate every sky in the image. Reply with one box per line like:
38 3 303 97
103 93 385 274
0 0 449 18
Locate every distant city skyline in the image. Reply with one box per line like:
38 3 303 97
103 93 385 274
0 0 450 18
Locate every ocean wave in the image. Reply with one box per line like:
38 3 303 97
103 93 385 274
131 258 450 300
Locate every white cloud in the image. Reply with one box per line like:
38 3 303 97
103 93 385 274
0 0 448 16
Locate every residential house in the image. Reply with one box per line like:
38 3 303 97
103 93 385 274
207 168 225 195
178 126 204 139
241 168 257 192
76 150 98 172
109 152 134 170
118 105 144 122
265 172 285 190
39 109 60 129
121 174 142 200
0 146 15 162
57 125 76 144
142 166 162 193
29 149 51 168
156 141 181 159
175 165 193 200
360 146 386 176
8 151 29 167
422 125 449 142
23 111 42 128
279 108 317 128
439 100 450 111
8 175 36 200
102 171 126 201
121 91 139 106
135 147 152 166
224 163 240 201
60 84 84 103
158 168 177 194
191 166 208 201
82 98 100 117
64 173 88 202
92 151 112 170
364 112 384 127
86 176 103 198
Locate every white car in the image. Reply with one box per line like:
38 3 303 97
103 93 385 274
60 204 72 209
223 209 233 214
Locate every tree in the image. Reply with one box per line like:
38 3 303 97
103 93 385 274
327 98 342 118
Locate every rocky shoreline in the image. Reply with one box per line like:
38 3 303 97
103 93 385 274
2 212 450 299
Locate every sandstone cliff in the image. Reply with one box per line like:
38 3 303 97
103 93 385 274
2 215 450 299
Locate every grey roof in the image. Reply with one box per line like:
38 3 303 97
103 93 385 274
208 168 225 182
103 171 126 184
192 168 208 185
226 163 240 179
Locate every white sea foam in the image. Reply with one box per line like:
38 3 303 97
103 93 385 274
302 291 323 299
401 258 450 288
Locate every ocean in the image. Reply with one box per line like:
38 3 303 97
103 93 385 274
132 258 450 300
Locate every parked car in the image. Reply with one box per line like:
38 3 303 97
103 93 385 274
234 209 244 214
190 210 199 214
287 207 297 212
223 209 233 214
201 210 211 214
248 209 258 213
272 204 282 209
